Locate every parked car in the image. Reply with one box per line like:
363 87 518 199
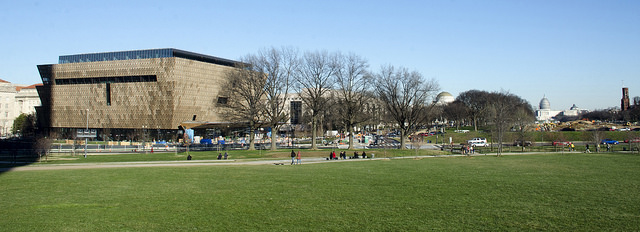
601 139 619 145
623 138 640 143
467 137 489 147
469 141 490 147
467 137 487 143
513 140 532 147
552 141 572 146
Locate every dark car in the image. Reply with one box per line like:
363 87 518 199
513 140 532 146
601 139 619 145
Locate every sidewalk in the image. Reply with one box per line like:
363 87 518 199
2 151 616 172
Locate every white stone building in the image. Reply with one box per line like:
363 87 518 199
535 96 561 122
535 96 587 122
0 79 42 137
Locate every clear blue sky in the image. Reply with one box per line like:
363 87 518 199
1 0 638 110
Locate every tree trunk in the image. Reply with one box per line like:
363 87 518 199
496 130 503 156
311 117 318 150
473 117 478 131
270 126 277 151
248 127 256 151
400 130 407 150
348 127 355 150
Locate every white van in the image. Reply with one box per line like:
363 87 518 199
467 137 489 147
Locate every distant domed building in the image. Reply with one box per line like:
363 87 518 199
570 104 579 110
535 96 561 122
562 104 586 117
539 97 551 110
435 91 455 105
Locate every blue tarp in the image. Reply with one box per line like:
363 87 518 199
185 129 194 141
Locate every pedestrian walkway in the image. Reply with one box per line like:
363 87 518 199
1 151 591 172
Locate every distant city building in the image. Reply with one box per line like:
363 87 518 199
561 104 584 117
434 91 455 105
621 87 630 111
535 96 587 122
281 92 302 125
535 96 561 122
0 79 42 136
37 48 242 140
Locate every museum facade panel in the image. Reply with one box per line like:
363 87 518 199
37 49 239 135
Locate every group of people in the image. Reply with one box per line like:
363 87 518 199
584 143 612 153
328 151 369 160
217 152 228 160
187 152 229 160
461 145 475 155
291 150 301 165
352 151 368 159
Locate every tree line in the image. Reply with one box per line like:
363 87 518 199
443 90 535 154
221 47 537 151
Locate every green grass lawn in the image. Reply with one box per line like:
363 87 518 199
27 148 446 165
1 153 639 231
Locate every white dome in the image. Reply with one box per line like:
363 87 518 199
436 92 455 105
539 97 550 110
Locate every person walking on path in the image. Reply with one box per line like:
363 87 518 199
296 151 301 165
224 152 228 160
291 150 296 165
585 144 591 153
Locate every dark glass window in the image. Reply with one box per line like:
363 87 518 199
217 97 228 105
57 48 238 67
54 75 157 85
106 83 111 106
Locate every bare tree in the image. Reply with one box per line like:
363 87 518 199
512 103 536 152
485 91 535 155
295 50 339 149
333 53 371 150
443 100 469 130
249 47 299 150
586 130 605 152
456 90 490 131
34 136 53 161
221 59 267 150
374 65 439 149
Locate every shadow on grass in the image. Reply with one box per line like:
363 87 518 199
0 138 43 174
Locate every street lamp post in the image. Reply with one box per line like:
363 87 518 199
84 109 89 158
142 125 147 154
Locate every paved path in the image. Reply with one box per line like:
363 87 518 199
1 151 588 172
1 157 380 172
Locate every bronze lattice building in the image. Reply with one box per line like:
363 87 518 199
37 48 240 140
